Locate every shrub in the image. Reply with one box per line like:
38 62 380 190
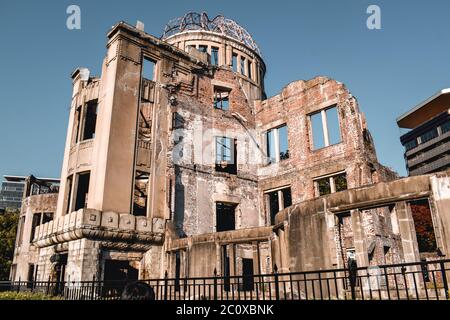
0 291 63 300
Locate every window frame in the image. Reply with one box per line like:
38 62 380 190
215 136 237 174
264 186 292 225
213 87 231 111
313 171 348 197
309 105 342 150
265 124 289 164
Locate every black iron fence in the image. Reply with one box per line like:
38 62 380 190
1 259 449 300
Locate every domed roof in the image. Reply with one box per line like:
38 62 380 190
162 12 262 56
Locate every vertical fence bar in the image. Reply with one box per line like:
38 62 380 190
164 271 168 301
439 260 449 300
90 275 95 300
213 269 217 300
274 265 280 301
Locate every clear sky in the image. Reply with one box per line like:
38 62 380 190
1 0 450 180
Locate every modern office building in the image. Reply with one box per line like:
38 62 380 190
0 176 26 211
397 89 450 176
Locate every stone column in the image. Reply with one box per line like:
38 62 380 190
351 209 369 267
395 201 420 263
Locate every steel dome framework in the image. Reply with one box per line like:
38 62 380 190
162 12 262 56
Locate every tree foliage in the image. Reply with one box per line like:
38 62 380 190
411 201 437 253
0 209 19 280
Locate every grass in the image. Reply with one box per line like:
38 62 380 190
0 291 63 300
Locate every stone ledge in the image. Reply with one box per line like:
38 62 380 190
33 208 165 249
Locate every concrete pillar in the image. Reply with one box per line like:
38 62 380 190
430 174 450 255
395 201 420 263
351 209 369 267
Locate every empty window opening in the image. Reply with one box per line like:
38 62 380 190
247 60 252 79
30 213 41 243
198 45 208 53
73 106 82 144
82 100 97 140
310 105 341 150
409 199 437 253
266 187 292 225
172 112 185 129
232 53 238 72
142 58 156 81
211 46 219 66
314 172 347 197
74 172 90 211
266 124 289 164
215 137 237 174
104 260 139 282
64 175 73 214
17 216 25 245
213 87 230 110
27 264 35 288
132 171 148 216
216 202 236 232
54 253 68 287
240 56 246 75
241 258 254 291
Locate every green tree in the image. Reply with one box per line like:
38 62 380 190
0 209 19 280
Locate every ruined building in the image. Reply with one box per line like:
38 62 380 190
11 13 450 286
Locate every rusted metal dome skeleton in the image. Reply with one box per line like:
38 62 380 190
162 12 262 56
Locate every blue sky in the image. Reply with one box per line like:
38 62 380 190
1 0 450 179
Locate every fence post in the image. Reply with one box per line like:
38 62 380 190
91 275 96 300
213 268 217 300
164 271 168 301
17 277 21 293
274 264 280 300
348 258 358 300
46 275 50 295
439 260 449 299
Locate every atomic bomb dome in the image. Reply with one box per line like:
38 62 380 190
162 12 262 56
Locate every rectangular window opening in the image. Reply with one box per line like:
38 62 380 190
213 87 230 111
73 106 82 144
133 171 149 216
266 187 291 225
30 213 42 243
314 172 347 197
310 105 341 150
240 57 246 75
409 199 437 253
215 137 237 174
198 45 208 53
211 47 219 66
265 124 289 164
82 100 97 140
216 202 236 232
142 58 156 81
232 54 238 72
64 175 73 215
74 172 90 211
247 60 252 79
